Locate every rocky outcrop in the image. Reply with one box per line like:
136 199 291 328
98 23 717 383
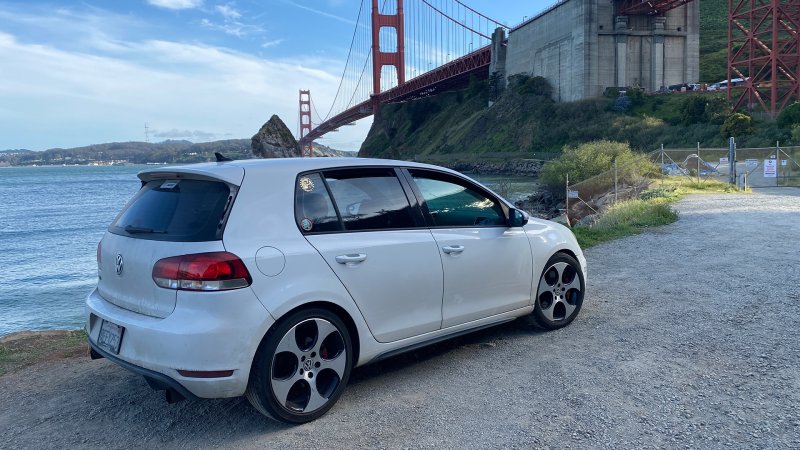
251 115 301 158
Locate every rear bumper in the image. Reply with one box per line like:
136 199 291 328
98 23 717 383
85 287 275 399
89 339 199 401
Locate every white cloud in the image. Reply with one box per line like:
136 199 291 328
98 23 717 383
153 129 216 140
215 4 241 19
281 0 358 26
0 31 369 151
261 39 284 49
147 0 203 10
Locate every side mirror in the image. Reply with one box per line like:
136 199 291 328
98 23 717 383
508 208 529 227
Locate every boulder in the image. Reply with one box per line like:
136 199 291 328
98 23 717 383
251 115 301 158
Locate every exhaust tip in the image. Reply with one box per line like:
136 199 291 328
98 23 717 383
165 388 186 404
89 346 105 360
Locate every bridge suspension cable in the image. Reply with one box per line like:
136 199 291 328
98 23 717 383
305 0 503 143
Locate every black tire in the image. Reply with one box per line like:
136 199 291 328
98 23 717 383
530 253 585 330
246 307 353 423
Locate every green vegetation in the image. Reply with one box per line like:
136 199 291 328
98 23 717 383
699 0 728 83
572 178 740 248
361 76 796 159
572 199 679 247
0 330 87 377
540 140 658 188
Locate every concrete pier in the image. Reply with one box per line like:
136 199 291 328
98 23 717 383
503 0 699 101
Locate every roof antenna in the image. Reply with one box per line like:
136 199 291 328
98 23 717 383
214 152 233 162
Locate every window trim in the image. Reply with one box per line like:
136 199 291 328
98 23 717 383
400 168 511 229
293 166 428 235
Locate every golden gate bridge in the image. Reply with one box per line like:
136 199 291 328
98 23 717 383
298 0 800 156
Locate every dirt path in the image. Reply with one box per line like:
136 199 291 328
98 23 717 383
1 189 799 449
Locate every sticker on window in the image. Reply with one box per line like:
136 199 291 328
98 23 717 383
160 180 179 189
299 177 315 192
300 218 313 231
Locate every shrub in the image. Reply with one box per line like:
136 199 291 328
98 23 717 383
613 96 633 112
681 96 707 125
627 86 645 106
720 113 753 138
777 102 800 128
540 140 657 188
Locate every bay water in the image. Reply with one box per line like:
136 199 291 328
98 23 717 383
0 165 537 337
0 166 142 337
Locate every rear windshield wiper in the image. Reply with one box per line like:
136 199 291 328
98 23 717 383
124 225 167 234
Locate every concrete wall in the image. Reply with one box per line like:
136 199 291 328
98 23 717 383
504 0 588 102
504 0 700 101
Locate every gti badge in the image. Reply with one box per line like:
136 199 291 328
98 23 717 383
115 254 124 276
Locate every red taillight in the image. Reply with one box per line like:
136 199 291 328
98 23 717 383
152 252 252 291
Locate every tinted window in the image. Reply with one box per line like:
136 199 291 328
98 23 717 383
294 173 341 233
110 179 232 241
325 168 415 231
410 172 505 227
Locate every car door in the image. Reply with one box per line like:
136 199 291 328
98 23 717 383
405 169 533 328
296 168 444 343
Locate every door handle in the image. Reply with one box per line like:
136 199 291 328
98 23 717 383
335 253 367 265
442 245 465 254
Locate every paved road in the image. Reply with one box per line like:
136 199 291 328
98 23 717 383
1 189 799 448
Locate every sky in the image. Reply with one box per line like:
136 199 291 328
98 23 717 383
0 0 552 152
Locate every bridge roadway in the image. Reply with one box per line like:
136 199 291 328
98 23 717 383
300 45 491 145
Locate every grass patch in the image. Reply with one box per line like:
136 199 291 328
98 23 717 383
0 330 87 377
571 178 744 248
573 199 679 248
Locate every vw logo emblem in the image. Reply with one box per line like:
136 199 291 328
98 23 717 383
115 254 124 276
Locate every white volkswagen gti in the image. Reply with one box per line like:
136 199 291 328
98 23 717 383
86 157 587 423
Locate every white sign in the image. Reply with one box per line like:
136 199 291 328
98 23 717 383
745 159 759 169
782 160 788 166
720 157 729 164
764 159 777 178
568 190 580 199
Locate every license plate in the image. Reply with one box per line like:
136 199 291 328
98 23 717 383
98 320 124 355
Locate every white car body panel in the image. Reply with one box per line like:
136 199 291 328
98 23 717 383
307 230 444 343
431 227 533 328
97 234 224 318
85 157 587 400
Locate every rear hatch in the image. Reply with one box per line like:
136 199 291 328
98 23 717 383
97 166 244 318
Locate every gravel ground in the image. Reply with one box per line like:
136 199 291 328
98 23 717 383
1 189 799 449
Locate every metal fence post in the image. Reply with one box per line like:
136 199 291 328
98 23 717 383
614 158 618 202
697 142 701 184
729 137 736 185
565 174 569 223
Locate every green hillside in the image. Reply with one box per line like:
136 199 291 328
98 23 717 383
359 75 791 159
699 0 728 83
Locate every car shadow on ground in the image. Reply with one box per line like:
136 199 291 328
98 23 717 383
348 317 541 384
51 317 543 446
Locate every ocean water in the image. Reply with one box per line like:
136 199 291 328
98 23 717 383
0 165 143 337
0 165 538 338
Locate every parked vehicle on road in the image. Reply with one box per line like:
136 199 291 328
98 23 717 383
86 157 587 423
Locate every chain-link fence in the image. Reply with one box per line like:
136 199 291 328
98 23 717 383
564 142 800 223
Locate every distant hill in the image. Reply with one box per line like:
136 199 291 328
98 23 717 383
0 139 354 166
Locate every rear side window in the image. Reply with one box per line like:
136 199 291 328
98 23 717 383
110 179 233 242
325 168 415 231
294 173 342 233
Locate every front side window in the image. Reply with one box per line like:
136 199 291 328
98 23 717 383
325 168 415 231
410 171 505 227
295 173 341 233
